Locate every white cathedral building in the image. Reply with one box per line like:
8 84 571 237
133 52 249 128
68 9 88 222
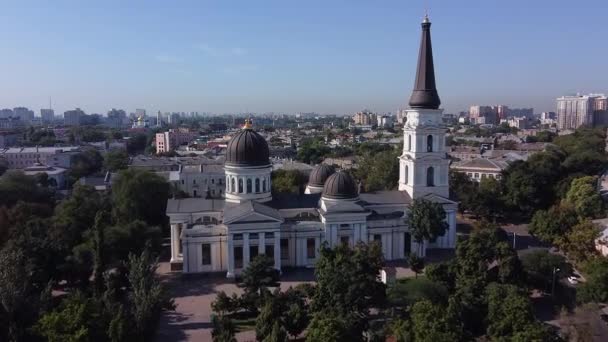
166 16 458 277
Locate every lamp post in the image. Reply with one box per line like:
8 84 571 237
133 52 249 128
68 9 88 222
552 267 560 297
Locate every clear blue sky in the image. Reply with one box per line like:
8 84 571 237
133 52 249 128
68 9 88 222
0 0 606 115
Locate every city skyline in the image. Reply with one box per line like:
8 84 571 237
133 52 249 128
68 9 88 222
0 0 606 115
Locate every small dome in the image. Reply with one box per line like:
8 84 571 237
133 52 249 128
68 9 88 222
322 171 358 200
225 126 270 167
308 164 335 187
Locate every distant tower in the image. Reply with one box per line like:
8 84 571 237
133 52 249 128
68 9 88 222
157 111 163 127
398 15 450 199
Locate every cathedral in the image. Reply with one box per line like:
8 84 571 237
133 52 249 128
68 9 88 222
166 16 457 277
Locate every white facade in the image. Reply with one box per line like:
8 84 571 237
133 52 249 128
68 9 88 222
398 107 450 199
224 164 272 204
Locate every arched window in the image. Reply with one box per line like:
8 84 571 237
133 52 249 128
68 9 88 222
255 178 260 193
427 167 435 187
427 135 433 152
404 165 409 184
263 179 267 192
238 178 243 193
408 135 411 151
230 177 235 193
247 178 252 193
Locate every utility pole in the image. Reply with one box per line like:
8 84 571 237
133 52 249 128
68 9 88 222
552 267 560 297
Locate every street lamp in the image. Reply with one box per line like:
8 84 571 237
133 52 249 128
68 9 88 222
552 267 561 297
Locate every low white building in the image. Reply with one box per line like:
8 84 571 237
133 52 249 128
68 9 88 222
22 163 67 189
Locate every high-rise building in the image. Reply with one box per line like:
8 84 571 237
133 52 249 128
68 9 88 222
469 105 497 124
155 129 198 153
64 108 86 126
13 107 35 122
40 109 55 123
352 110 375 125
0 109 14 118
156 111 163 127
107 108 127 129
557 94 607 130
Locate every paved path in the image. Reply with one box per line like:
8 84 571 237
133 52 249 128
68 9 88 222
155 264 316 342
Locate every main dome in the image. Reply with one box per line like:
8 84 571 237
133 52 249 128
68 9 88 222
308 164 335 187
322 171 358 200
225 126 270 167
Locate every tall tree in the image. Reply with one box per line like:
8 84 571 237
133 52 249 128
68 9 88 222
312 242 385 338
111 169 170 227
407 199 448 256
103 150 130 171
529 202 579 244
126 248 175 339
555 220 601 265
410 300 462 342
565 176 604 219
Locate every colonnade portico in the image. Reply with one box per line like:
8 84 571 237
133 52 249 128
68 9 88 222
225 174 271 195
225 230 282 278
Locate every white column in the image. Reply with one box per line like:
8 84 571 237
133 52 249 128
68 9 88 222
259 233 265 255
170 224 178 262
227 236 235 278
360 223 368 243
243 233 250 268
274 231 281 271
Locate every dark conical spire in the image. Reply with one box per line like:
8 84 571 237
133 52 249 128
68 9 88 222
408 15 441 110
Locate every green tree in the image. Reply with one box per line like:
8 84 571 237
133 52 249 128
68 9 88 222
407 199 448 256
211 315 237 342
521 249 571 290
104 150 129 171
485 283 537 340
407 252 424 278
356 147 400 192
111 169 170 227
263 321 287 342
311 242 385 338
69 148 104 181
306 310 358 342
126 248 175 339
565 176 604 219
0 247 33 341
387 277 448 310
471 176 503 220
271 169 307 194
449 171 477 214
529 202 579 244
296 138 331 164
555 220 601 265
255 295 282 341
126 133 148 155
577 257 608 303
34 293 103 342
240 255 280 299
410 300 462 342
211 291 240 316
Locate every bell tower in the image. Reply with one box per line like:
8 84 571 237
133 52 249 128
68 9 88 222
399 15 450 199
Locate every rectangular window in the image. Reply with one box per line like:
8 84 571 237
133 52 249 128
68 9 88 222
307 238 315 259
234 246 243 269
265 245 274 258
233 234 243 241
474 173 480 179
265 232 274 239
280 239 289 260
201 244 211 265
340 236 350 246
404 233 411 256
249 233 259 240
374 234 382 247
250 245 258 261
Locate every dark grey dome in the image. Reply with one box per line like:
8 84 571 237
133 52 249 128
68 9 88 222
322 171 358 199
225 128 270 167
308 164 335 187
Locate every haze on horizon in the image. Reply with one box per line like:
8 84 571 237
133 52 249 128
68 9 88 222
0 0 606 116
